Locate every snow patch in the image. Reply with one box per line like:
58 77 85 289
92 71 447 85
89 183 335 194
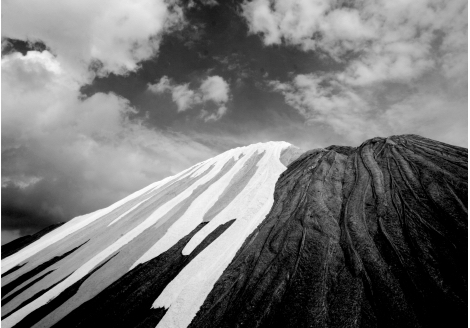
129 146 263 269
153 142 289 328
0 141 292 328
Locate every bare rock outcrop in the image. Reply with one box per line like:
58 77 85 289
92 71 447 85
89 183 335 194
2 135 466 328
189 134 467 328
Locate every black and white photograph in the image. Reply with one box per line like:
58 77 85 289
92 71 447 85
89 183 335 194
1 0 468 327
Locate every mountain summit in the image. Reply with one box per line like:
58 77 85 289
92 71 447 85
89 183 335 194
1 141 302 328
1 136 467 328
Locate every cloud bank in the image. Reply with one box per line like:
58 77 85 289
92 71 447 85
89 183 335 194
1 0 221 241
243 0 468 146
2 0 185 82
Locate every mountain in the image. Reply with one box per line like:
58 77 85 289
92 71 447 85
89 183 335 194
1 141 303 328
1 135 467 328
1 223 65 260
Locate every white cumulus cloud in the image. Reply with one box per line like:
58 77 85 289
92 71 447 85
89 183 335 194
200 76 230 103
2 0 185 82
148 75 230 120
1 0 226 234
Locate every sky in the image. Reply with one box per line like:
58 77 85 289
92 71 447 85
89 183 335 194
1 0 468 244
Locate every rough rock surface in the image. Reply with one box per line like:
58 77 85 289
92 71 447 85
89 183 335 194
1 135 467 328
52 220 235 328
189 134 467 328
1 142 298 328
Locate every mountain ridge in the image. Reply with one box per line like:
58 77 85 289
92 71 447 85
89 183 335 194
1 135 467 328
189 134 467 328
2 141 299 328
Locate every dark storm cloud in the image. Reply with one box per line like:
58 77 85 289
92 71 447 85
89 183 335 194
1 39 48 57
2 181 67 233
1 145 78 243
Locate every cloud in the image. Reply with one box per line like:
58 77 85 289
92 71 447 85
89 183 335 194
149 77 201 111
148 75 230 120
171 85 201 112
200 76 230 103
2 50 218 234
272 70 467 146
271 74 380 142
241 0 376 52
242 0 467 82
0 0 228 238
245 0 467 146
2 0 185 82
241 0 464 61
200 106 228 122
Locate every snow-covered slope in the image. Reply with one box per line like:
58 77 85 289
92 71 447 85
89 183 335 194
2 135 467 328
1 141 301 328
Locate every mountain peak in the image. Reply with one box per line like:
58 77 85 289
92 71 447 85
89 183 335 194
1 139 303 328
2 135 466 328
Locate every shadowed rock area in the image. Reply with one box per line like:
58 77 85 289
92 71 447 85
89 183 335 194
2 240 89 306
1 136 466 328
52 220 235 328
189 135 467 328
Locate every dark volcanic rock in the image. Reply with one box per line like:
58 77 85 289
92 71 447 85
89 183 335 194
52 220 235 328
2 240 89 300
2 135 466 328
189 135 467 328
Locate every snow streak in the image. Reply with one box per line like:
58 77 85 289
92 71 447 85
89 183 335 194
1 141 293 328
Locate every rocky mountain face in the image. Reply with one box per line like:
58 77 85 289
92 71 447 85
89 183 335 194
189 135 467 328
1 135 467 328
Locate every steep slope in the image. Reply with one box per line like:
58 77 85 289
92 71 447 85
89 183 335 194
1 142 301 328
1 135 467 328
188 135 467 328
2 223 65 260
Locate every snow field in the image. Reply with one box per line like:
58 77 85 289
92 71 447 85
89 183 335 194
1 141 292 328
153 142 289 328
